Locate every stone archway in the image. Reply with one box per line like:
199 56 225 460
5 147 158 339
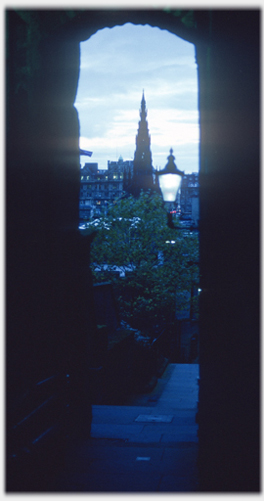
6 9 260 492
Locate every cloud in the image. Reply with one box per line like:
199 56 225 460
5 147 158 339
75 23 199 173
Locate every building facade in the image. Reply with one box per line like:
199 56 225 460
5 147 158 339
79 92 160 221
79 157 133 221
180 172 199 227
79 148 200 225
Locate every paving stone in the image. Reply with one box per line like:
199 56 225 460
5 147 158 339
91 423 144 439
92 405 151 423
135 414 173 423
161 445 199 475
60 470 162 492
161 432 198 443
55 364 200 492
158 474 199 492
127 430 163 443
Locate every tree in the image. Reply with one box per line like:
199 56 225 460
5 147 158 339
82 191 199 336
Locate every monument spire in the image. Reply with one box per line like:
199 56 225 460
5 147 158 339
129 92 156 197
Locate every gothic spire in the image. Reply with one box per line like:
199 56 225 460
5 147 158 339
140 90 147 121
128 92 157 197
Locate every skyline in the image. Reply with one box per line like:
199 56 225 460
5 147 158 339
74 23 199 174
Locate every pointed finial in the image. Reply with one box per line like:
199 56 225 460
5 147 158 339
168 148 175 162
140 91 147 118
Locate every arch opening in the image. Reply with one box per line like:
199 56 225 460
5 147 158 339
75 23 199 174
74 22 200 406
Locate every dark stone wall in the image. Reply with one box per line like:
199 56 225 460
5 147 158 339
196 10 260 491
6 12 97 486
6 8 97 378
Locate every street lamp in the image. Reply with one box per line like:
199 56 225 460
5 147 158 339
156 148 189 230
156 148 184 203
156 150 200 363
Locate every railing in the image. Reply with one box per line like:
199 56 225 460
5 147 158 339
6 372 69 491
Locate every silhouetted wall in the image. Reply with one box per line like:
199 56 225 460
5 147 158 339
196 10 260 491
6 11 97 490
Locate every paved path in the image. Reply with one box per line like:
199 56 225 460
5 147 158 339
55 363 200 492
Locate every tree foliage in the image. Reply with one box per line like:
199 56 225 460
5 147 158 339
82 191 199 335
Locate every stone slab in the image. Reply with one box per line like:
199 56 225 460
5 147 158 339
135 414 173 423
91 423 144 439
161 431 198 443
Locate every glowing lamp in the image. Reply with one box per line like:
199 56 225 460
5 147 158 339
157 148 184 202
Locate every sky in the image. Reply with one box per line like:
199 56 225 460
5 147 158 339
74 22 200 174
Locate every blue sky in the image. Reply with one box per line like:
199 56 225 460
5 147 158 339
74 22 199 174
